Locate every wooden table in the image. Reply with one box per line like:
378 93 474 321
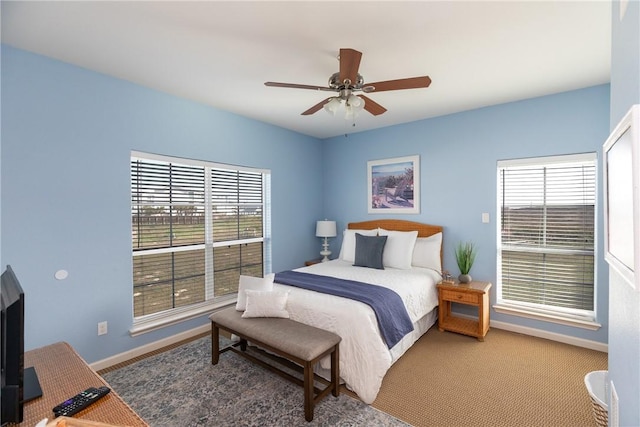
437 280 492 341
8 342 148 427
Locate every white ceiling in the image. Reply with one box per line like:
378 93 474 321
1 1 611 139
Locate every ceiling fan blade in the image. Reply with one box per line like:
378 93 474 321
265 82 335 92
366 76 432 92
301 98 332 115
339 48 362 85
359 95 387 116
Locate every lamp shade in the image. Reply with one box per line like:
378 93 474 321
348 94 365 111
315 220 337 238
323 98 341 115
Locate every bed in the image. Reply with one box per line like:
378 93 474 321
272 219 443 404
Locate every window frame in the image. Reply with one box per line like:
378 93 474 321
494 152 601 330
129 151 271 336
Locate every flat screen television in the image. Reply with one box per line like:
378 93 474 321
603 104 640 291
1 265 43 425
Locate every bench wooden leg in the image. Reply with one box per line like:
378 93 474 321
211 322 220 365
331 344 339 397
303 361 314 422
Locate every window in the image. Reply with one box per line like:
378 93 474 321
130 151 270 334
496 153 598 327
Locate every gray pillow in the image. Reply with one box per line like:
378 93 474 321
353 233 387 269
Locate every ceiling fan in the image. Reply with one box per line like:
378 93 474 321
264 48 432 117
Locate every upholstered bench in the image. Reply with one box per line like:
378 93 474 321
209 307 341 422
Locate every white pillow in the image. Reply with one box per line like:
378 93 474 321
412 232 443 272
339 229 378 263
241 290 290 318
235 274 275 311
377 229 419 270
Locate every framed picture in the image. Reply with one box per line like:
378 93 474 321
368 155 419 214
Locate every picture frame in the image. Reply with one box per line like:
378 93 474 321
368 155 419 214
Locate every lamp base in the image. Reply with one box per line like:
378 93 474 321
320 238 331 262
320 249 332 262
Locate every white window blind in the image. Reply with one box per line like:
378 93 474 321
131 152 270 321
497 153 596 320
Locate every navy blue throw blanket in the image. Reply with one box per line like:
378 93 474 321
274 270 414 349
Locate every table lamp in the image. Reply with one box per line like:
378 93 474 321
315 220 337 262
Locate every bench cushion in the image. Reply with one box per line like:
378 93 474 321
210 307 340 361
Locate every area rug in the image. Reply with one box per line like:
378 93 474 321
101 336 409 426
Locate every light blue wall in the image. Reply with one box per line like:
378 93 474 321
1 45 323 362
0 43 613 367
610 0 640 125
609 1 640 425
322 85 610 345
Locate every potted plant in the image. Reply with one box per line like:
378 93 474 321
455 241 477 283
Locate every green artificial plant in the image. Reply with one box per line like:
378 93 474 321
454 241 477 275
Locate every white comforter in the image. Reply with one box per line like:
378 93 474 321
273 259 440 404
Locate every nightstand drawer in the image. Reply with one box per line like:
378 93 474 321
440 290 479 304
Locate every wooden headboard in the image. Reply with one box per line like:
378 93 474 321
348 219 443 266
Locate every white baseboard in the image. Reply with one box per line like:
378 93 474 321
490 319 608 353
90 323 211 372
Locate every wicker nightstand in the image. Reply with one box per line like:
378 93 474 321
437 280 492 341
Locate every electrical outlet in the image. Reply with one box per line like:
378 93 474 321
97 321 108 336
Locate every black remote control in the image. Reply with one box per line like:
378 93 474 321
52 386 111 417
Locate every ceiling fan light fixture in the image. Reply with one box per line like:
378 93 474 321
323 97 341 115
344 94 365 120
344 104 356 120
347 94 365 111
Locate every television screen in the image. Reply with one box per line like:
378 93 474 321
1 265 42 424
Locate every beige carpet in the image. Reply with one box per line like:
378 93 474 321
371 327 607 427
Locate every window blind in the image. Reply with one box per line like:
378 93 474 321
131 153 269 319
131 159 206 250
497 154 596 316
210 168 264 242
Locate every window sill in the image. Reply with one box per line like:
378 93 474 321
129 296 236 337
493 303 601 331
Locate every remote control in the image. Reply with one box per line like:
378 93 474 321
52 386 111 417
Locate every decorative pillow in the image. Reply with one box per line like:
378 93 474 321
412 232 443 272
235 273 275 311
339 228 378 263
377 229 419 270
353 234 388 269
241 290 290 318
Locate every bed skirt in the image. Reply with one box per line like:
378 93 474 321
390 306 438 363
